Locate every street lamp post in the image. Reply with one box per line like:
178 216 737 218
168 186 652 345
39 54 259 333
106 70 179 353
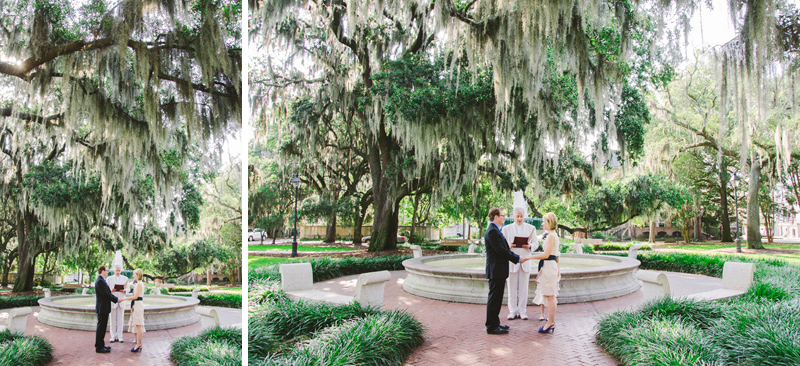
291 175 301 258
732 172 742 253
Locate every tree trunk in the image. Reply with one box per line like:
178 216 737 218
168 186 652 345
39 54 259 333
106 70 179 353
746 162 764 249
206 267 212 287
719 167 733 242
324 212 336 243
13 210 36 293
369 186 400 251
649 219 656 243
410 192 421 244
1 260 10 288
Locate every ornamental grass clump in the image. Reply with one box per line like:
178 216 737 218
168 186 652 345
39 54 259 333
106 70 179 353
170 326 241 366
256 311 424 366
597 252 800 365
0 330 53 366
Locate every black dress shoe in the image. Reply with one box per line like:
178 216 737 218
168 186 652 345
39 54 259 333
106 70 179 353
103 346 111 350
498 324 510 330
487 327 509 335
96 348 111 353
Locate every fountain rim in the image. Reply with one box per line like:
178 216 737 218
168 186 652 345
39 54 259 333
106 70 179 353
402 253 640 277
37 294 200 312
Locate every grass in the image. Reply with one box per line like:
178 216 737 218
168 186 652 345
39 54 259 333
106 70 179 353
596 251 800 365
248 256 291 269
170 326 241 366
248 245 360 252
0 295 43 310
249 255 411 285
0 330 53 366
665 243 800 250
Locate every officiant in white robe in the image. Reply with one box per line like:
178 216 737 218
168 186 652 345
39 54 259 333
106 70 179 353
501 206 538 320
107 251 129 343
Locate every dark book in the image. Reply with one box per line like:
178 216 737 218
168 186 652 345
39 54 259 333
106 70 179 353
114 284 125 291
512 236 528 247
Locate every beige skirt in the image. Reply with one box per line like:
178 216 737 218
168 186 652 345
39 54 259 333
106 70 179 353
533 261 560 303
128 300 146 333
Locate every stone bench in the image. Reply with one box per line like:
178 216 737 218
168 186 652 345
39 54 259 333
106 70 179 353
410 245 422 258
44 288 51 298
196 307 220 328
687 262 755 301
628 244 642 259
572 243 584 254
0 307 32 334
279 262 391 308
62 284 82 290
192 287 201 299
440 239 470 249
636 270 671 297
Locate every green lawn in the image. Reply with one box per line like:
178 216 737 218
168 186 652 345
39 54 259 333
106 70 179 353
248 256 291 269
248 245 360 252
665 243 800 250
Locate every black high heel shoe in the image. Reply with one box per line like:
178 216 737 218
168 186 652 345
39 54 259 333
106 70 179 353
538 324 556 333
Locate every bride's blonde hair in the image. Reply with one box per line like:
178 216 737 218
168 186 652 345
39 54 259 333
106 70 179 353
542 212 558 230
133 268 143 281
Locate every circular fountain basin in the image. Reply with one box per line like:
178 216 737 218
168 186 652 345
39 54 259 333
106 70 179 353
37 295 200 331
402 253 641 304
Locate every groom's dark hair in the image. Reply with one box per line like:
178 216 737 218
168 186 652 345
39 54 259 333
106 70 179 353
98 265 107 274
488 207 502 221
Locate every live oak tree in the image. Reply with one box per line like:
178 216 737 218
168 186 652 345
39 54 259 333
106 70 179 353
0 0 241 291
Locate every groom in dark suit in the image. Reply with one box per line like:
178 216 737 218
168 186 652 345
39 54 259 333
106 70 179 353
484 207 526 334
95 265 119 353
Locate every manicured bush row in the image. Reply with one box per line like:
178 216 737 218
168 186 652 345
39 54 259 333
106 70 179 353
197 293 242 309
596 252 800 365
592 243 651 252
248 255 411 285
0 295 43 310
170 326 241 366
166 286 209 293
0 330 53 366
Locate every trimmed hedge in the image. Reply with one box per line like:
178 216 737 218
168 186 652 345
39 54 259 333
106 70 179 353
0 330 53 366
248 254 411 285
170 326 241 366
166 286 210 293
197 293 242 309
0 295 43 310
592 243 651 252
596 251 800 365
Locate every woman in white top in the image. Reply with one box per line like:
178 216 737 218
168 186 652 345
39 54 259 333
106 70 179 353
119 268 146 352
524 212 560 333
501 207 538 320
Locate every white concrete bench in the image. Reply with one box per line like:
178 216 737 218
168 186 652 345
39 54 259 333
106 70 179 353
82 288 89 295
468 242 478 253
410 245 422 258
43 288 51 298
572 243 584 254
575 238 603 245
192 287 201 299
687 262 755 301
636 270 671 297
279 262 392 308
196 307 220 328
628 244 642 259
0 307 32 334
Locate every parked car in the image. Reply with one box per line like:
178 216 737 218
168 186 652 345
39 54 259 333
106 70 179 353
248 228 268 241
362 235 407 244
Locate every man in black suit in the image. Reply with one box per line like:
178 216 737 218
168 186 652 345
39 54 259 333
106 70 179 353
484 207 527 334
95 265 119 353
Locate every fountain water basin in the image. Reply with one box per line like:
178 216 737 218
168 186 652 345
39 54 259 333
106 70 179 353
402 253 641 304
37 295 200 331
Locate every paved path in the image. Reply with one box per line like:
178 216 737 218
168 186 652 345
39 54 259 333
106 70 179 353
314 270 721 366
0 306 242 366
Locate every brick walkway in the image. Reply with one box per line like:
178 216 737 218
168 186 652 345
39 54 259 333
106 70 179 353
0 306 242 366
315 270 721 366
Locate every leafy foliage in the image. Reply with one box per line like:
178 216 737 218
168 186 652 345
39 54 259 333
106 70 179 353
170 326 241 366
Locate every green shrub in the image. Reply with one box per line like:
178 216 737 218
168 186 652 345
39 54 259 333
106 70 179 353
74 287 95 295
248 255 411 285
593 243 651 252
0 330 53 366
167 286 209 293
170 326 241 366
0 295 43 310
256 311 424 366
197 293 242 309
714 300 800 364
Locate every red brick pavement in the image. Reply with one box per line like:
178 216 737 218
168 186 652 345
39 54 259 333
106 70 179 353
315 271 704 366
0 306 242 366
